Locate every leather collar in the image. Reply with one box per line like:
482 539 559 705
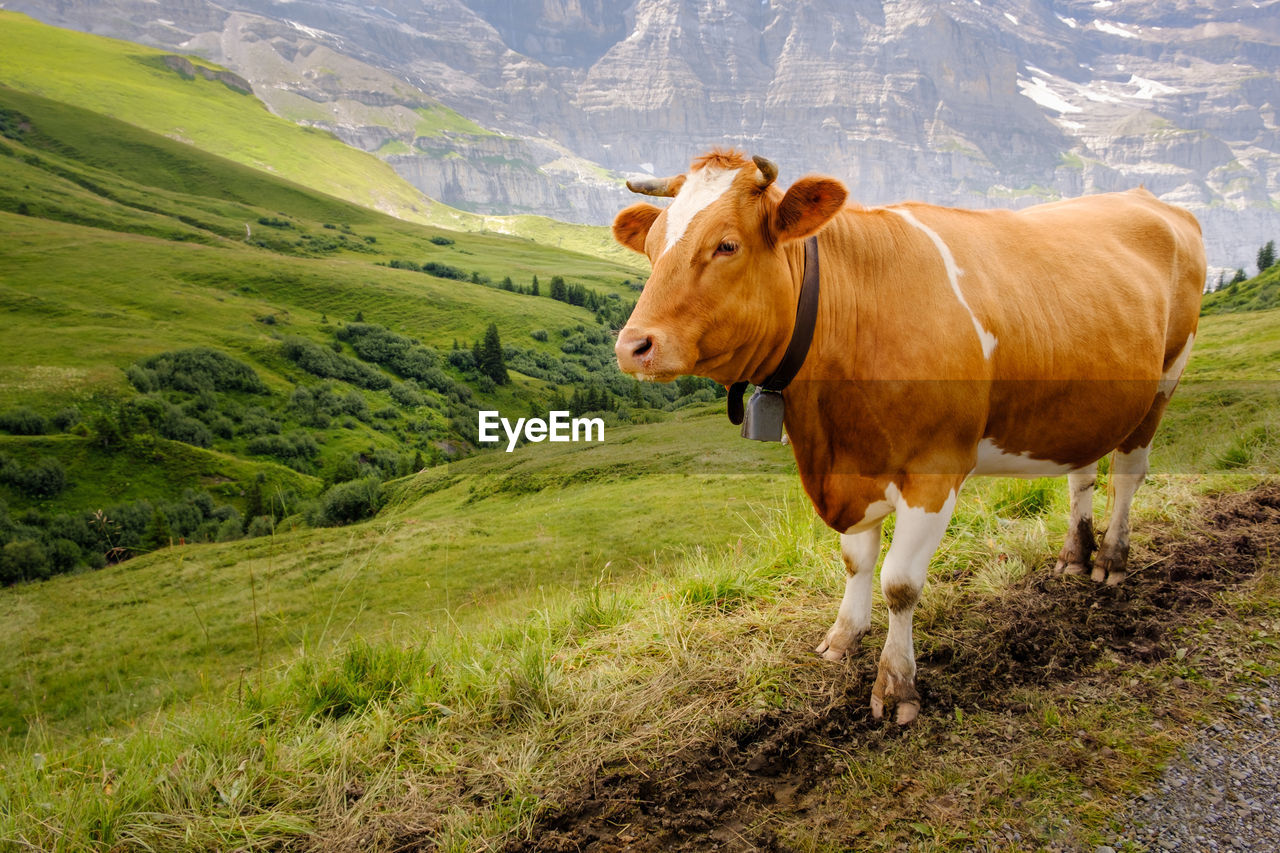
727 235 820 425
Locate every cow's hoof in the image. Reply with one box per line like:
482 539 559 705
871 669 920 725
816 626 864 662
1094 551 1128 585
1054 559 1089 576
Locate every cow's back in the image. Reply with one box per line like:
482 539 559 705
877 189 1204 469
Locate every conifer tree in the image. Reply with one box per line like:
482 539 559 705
480 323 508 385
1258 240 1277 275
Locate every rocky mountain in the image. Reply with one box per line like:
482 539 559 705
13 0 1280 277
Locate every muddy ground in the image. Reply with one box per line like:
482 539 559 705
502 485 1280 853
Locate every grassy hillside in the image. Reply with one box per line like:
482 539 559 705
0 11 643 267
0 83 719 591
1202 261 1280 315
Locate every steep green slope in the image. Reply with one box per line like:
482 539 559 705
0 11 642 267
0 11 436 227
1202 262 1280 315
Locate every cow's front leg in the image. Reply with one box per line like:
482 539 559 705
1054 462 1098 576
871 486 958 725
816 523 884 661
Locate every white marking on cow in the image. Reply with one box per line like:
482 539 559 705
1158 333 1194 397
1056 461 1098 575
662 166 741 256
816 525 883 661
1095 445 1150 584
888 208 998 359
874 486 957 723
971 438 1075 478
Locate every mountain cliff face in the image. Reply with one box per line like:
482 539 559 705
15 0 1280 275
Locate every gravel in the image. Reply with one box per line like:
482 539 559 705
1111 678 1280 852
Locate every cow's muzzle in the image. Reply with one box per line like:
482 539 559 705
615 326 658 378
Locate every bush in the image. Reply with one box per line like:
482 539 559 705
1 539 48 584
247 430 320 465
0 407 48 435
389 381 426 408
2 456 69 499
421 261 467 280
160 414 213 448
281 337 391 390
131 348 269 395
246 515 275 538
310 477 383 527
429 235 455 246
50 408 80 432
216 516 243 542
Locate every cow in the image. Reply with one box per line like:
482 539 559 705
612 149 1205 724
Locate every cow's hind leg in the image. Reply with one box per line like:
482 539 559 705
872 485 958 725
1095 445 1150 585
1054 462 1098 576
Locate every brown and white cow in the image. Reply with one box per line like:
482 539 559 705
613 149 1205 724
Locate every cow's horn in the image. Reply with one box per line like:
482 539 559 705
626 175 684 197
753 155 778 187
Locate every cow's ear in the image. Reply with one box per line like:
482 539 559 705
772 176 847 243
613 203 663 254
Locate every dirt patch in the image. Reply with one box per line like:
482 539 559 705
504 485 1280 853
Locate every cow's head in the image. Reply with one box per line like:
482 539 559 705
613 149 847 385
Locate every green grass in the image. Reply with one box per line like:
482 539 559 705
2 463 1275 851
0 406 797 743
412 104 496 139
0 435 318 515
0 12 435 229
1158 309 1280 474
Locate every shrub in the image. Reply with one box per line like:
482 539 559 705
0 407 47 435
246 515 275 538
50 408 80 432
421 261 466 280
429 235 455 246
389 381 426 408
281 337 390 390
1 539 48 584
247 430 320 464
310 477 383 527
132 348 269 394
160 414 213 448
3 457 69 499
216 516 243 542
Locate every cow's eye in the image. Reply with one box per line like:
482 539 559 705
714 240 739 257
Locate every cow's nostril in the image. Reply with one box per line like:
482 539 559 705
632 336 654 357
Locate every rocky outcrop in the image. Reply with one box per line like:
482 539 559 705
12 0 1280 275
160 54 252 94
